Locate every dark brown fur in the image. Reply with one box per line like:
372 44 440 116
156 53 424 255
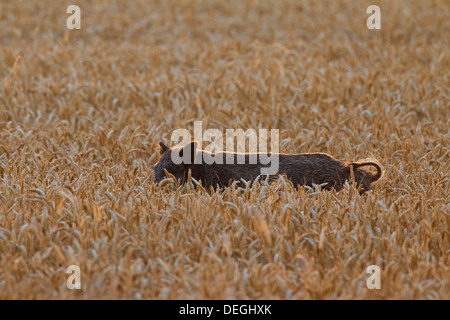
152 141 382 194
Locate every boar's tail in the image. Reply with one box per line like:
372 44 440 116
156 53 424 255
350 162 383 182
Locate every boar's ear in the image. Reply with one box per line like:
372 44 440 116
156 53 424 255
179 141 198 165
159 142 169 155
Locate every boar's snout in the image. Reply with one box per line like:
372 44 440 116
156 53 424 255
152 163 166 185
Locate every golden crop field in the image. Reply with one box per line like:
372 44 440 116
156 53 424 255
0 0 448 300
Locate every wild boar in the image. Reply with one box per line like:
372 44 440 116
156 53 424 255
152 141 382 194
